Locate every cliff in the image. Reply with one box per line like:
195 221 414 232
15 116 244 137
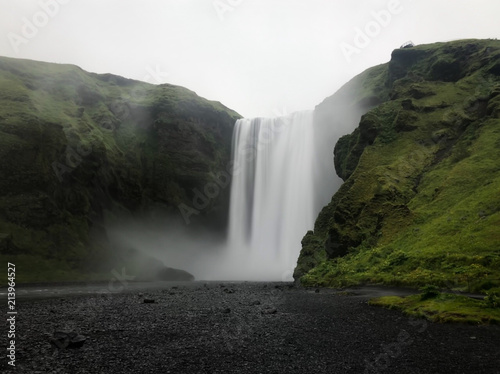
295 39 500 293
0 56 240 282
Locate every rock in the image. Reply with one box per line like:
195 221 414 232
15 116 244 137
125 250 195 282
223 308 231 314
250 300 261 306
315 288 320 293
157 267 194 281
261 307 277 315
223 288 235 294
143 299 155 304
49 331 87 349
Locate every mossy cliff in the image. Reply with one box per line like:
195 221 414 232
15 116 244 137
0 56 240 283
295 39 500 292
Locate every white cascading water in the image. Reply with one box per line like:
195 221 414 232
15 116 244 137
227 111 317 281
107 101 360 282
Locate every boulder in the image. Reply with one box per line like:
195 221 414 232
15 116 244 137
49 331 87 349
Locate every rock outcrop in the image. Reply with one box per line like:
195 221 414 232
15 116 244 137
295 39 500 291
0 56 240 282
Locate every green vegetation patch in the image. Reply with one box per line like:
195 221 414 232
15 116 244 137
295 39 500 291
369 288 500 325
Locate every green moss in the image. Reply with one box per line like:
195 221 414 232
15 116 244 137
0 56 241 284
296 39 500 291
369 292 500 325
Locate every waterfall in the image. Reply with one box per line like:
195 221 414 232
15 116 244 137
226 111 318 281
106 103 360 282
149 106 355 282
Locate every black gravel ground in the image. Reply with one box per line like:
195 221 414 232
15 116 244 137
6 282 500 374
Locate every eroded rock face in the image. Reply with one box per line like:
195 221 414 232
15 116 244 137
0 57 240 281
295 40 500 286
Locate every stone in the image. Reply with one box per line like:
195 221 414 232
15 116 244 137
49 331 87 349
261 307 277 315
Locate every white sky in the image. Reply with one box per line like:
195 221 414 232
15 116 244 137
0 0 499 118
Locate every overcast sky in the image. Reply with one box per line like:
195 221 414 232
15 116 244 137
1 0 499 118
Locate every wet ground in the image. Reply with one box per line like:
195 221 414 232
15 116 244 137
4 282 500 373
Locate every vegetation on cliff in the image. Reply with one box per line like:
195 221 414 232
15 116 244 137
0 56 240 283
295 39 500 296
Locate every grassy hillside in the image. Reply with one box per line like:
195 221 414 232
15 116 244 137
295 39 500 294
0 56 241 283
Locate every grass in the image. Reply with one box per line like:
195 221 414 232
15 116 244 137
296 39 500 292
369 290 500 325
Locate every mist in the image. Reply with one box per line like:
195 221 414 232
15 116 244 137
103 86 370 282
1 1 499 118
311 86 373 213
105 217 227 281
104 215 294 282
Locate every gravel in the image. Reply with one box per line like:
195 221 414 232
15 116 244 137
9 282 500 373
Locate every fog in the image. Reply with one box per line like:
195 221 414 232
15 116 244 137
311 89 372 214
106 218 285 281
1 1 499 117
104 87 369 282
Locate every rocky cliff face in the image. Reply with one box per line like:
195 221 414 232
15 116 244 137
295 39 500 291
0 56 240 282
